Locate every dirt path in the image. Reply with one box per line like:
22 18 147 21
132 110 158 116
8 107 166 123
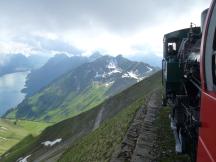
110 90 161 162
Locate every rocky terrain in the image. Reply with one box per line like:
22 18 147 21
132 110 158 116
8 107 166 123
111 90 161 162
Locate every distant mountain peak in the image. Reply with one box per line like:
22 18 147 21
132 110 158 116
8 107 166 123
116 54 123 58
48 54 69 63
53 53 68 58
106 58 119 69
5 54 157 122
89 52 103 61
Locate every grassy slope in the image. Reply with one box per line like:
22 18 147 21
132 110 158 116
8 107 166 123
59 98 146 162
6 84 109 122
58 72 162 162
1 71 161 162
1 103 107 162
59 74 190 162
6 83 109 122
45 84 109 122
0 119 50 156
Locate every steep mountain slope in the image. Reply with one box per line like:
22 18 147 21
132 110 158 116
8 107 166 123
88 52 102 62
0 118 50 156
0 71 160 162
5 55 155 122
22 54 89 96
27 54 49 69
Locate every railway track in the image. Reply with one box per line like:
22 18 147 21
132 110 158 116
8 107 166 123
110 90 161 162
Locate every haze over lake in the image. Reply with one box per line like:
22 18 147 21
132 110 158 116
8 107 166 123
0 71 29 116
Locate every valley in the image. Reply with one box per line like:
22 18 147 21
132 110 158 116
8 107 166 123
0 1 208 161
5 55 155 122
0 118 50 156
0 54 159 162
0 71 161 162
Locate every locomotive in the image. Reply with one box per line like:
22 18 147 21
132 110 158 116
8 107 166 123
162 0 216 161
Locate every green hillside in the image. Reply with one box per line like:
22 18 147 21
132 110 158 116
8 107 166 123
1 71 161 162
0 118 50 156
58 74 161 162
59 96 147 162
6 83 109 122
5 55 155 123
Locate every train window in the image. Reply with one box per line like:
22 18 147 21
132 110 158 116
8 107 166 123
168 42 176 50
167 42 177 56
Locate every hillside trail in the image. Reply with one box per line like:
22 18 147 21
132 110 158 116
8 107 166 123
110 89 161 162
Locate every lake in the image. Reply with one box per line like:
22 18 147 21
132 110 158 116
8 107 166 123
0 71 29 116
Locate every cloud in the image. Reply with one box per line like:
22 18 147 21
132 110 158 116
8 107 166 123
0 33 82 56
0 0 210 32
0 0 212 56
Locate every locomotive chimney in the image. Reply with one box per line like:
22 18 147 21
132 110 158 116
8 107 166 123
201 9 208 32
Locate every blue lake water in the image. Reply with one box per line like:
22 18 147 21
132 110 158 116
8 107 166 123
0 71 29 116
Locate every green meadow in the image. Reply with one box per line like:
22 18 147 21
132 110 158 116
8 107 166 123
0 118 51 155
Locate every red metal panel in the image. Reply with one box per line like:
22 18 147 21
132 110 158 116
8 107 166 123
197 92 216 162
197 136 214 162
198 0 216 161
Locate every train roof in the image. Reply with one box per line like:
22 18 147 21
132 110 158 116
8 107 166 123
164 27 201 42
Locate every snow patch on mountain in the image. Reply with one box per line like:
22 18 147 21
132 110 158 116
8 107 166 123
95 71 116 79
41 138 62 147
106 60 122 76
122 71 144 82
147 66 153 72
104 81 115 87
95 60 122 79
107 68 122 75
17 155 31 162
95 72 103 78
107 60 117 69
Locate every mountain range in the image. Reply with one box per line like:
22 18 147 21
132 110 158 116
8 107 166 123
4 55 156 122
22 54 89 96
22 53 103 96
0 54 49 77
1 71 161 162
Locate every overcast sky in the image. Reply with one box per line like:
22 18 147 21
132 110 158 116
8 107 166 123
0 0 212 57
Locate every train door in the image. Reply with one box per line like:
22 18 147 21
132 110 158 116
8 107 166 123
197 1 216 162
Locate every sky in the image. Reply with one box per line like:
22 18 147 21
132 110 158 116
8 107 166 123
0 0 212 57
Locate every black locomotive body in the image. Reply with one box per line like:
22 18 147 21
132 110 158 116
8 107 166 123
162 10 208 161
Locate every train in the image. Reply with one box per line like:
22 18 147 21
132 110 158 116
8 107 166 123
162 0 216 161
